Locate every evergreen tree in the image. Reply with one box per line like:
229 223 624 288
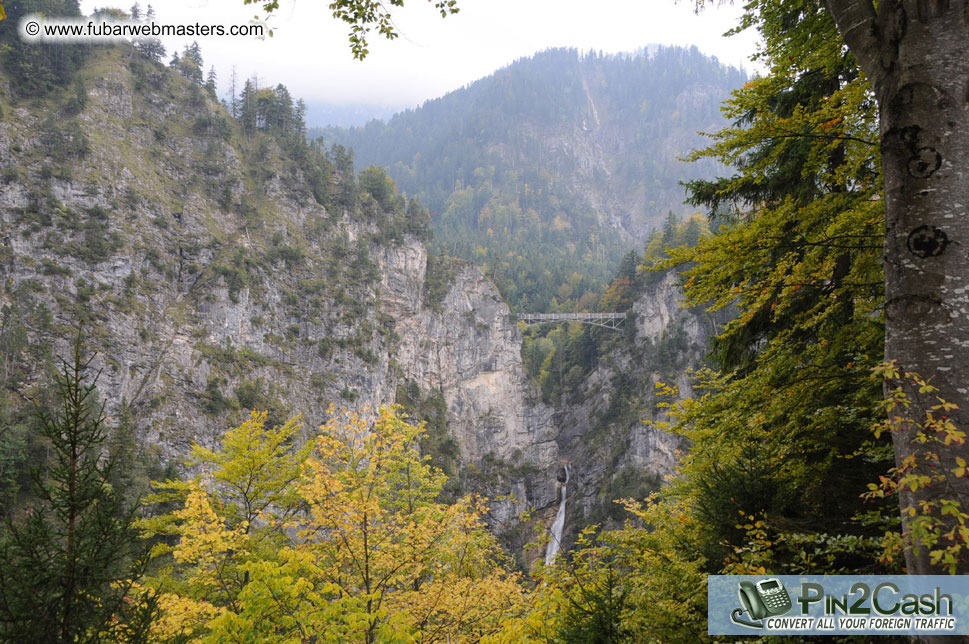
661 211 678 247
176 42 204 86
679 214 704 247
319 47 743 313
205 65 217 97
0 0 88 96
655 2 891 575
228 66 239 118
134 5 165 63
239 78 257 136
0 333 155 643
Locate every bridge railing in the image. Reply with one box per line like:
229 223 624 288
517 312 627 329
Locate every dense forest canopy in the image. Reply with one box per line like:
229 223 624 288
1 0 969 642
320 46 746 313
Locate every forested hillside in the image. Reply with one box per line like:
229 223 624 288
0 3 717 638
320 46 746 311
3 0 968 641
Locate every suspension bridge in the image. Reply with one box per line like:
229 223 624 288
517 312 627 330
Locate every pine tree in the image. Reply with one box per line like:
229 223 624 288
661 211 678 247
0 333 156 643
654 4 891 576
294 98 307 138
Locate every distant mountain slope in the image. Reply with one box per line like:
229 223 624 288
320 46 746 311
303 101 402 128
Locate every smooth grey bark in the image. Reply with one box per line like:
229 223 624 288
828 0 969 588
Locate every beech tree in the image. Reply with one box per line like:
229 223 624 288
139 406 523 643
818 1 969 582
249 0 459 59
685 0 969 585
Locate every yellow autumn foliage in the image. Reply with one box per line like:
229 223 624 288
139 406 524 643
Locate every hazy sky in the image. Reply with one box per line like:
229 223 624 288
80 0 761 111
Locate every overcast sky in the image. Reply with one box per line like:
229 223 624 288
80 0 761 113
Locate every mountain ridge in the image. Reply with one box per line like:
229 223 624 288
320 46 746 312
0 39 713 566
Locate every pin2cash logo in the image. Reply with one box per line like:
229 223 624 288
731 578 793 629
730 579 956 632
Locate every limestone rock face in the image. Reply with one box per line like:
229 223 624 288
377 242 560 528
0 48 712 562
548 271 713 545
0 47 562 536
382 247 557 466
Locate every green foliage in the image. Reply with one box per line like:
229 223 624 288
358 164 398 211
238 79 305 143
548 530 635 644
265 233 304 268
476 7 910 642
423 253 466 311
210 249 263 303
640 212 710 270
323 0 459 60
0 0 87 96
587 467 662 526
524 322 603 405
0 333 156 642
192 115 232 140
139 406 522 643
628 0 897 614
322 47 743 312
0 410 26 507
201 376 231 416
395 380 462 500
41 118 90 162
0 292 56 506
58 205 124 263
63 77 88 115
233 379 288 430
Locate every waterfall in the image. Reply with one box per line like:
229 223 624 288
544 464 570 565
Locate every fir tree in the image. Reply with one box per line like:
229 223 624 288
205 65 217 97
294 98 307 138
0 333 156 643
134 5 165 63
239 78 257 136
177 42 204 86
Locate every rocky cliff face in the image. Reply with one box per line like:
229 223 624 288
0 46 711 563
546 270 714 547
0 46 563 534
380 243 557 468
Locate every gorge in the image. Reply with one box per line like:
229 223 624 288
0 40 724 564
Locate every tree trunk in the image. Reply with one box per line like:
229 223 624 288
827 0 969 580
